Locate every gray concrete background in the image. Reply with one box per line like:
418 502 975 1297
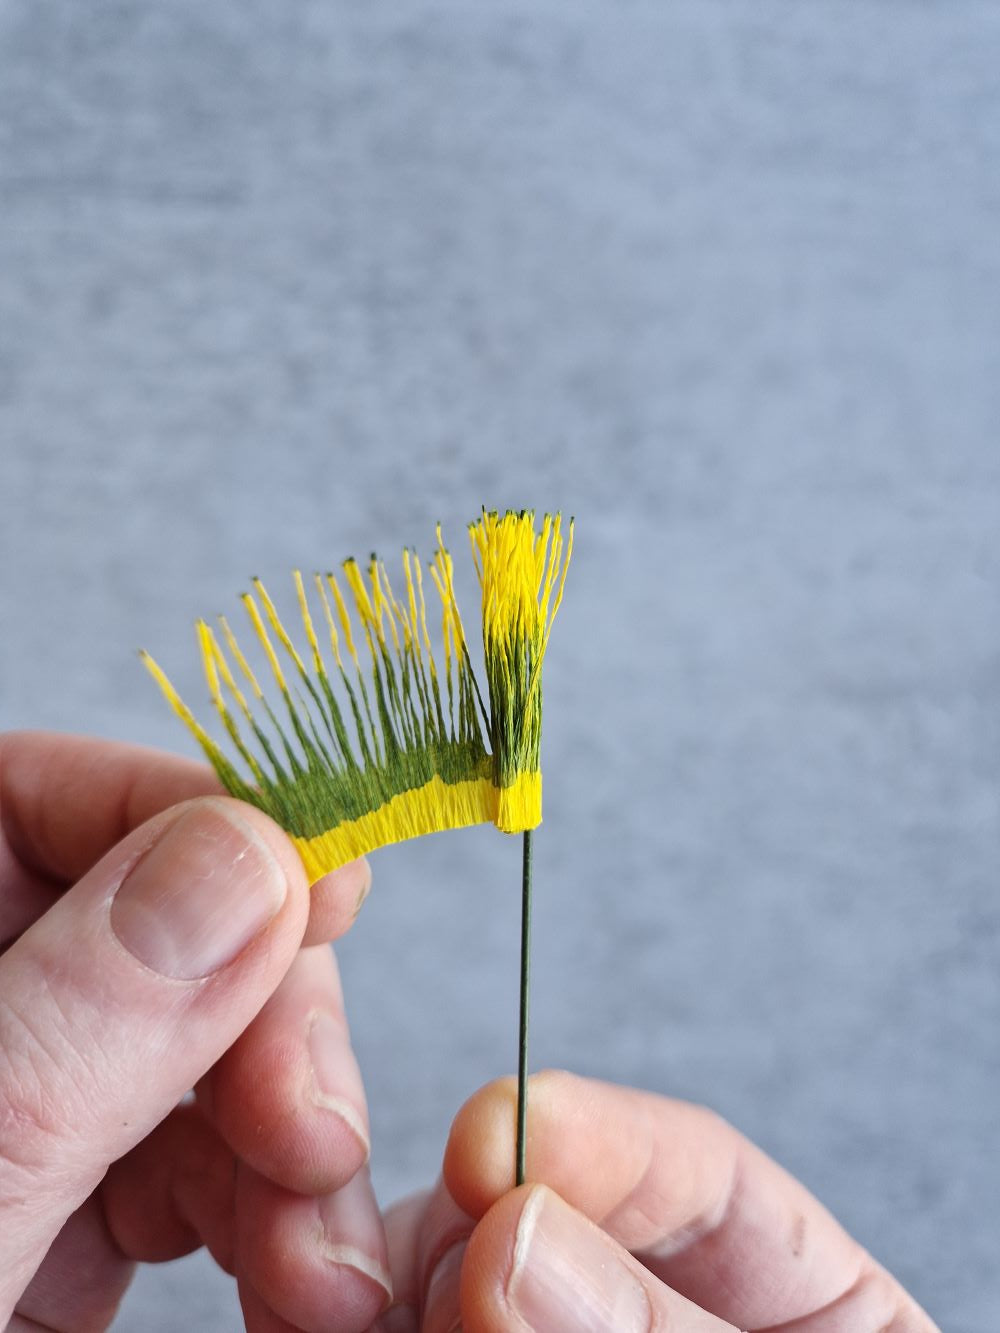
1 2 997 1328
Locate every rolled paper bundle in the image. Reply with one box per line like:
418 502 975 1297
142 509 573 883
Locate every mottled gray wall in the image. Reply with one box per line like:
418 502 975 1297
1 3 998 1330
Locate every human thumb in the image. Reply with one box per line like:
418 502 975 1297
0 796 308 1319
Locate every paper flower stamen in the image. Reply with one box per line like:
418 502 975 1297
142 510 573 883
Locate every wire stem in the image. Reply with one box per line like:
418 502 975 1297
516 828 533 1187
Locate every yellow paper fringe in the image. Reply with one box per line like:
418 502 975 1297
143 513 569 885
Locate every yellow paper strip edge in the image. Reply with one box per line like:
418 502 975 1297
292 770 542 882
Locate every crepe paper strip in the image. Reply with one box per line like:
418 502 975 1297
142 510 573 885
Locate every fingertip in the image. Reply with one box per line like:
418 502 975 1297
204 797 312 910
210 969 371 1196
213 1040 369 1196
469 1184 745 1333
460 1185 540 1331
205 797 325 965
443 1071 585 1219
301 858 372 945
153 795 313 964
236 1165 391 1333
443 1077 519 1217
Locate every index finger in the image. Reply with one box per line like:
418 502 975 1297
1 731 221 887
0 731 220 951
0 731 369 948
443 1071 937 1331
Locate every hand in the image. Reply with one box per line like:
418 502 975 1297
379 1071 940 1332
0 732 390 1332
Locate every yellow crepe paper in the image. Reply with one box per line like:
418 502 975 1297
143 511 571 883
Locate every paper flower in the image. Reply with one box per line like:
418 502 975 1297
142 509 573 884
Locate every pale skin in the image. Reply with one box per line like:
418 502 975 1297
0 734 939 1332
